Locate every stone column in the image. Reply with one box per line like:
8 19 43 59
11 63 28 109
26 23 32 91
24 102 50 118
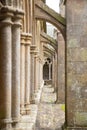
34 55 41 103
34 55 39 93
12 15 22 125
52 56 55 88
25 34 32 113
41 42 44 85
54 54 57 91
65 0 87 129
49 63 52 80
39 60 43 87
57 32 65 103
0 14 13 129
37 58 40 89
20 34 25 115
30 45 37 103
41 60 43 83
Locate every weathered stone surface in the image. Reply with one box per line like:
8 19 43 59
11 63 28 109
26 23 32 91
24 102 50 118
36 85 65 130
67 48 87 62
0 16 12 129
66 0 87 128
57 33 65 103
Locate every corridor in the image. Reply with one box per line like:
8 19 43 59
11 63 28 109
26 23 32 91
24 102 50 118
1 0 87 130
35 84 65 130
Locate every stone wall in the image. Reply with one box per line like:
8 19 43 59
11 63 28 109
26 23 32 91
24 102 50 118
66 0 87 129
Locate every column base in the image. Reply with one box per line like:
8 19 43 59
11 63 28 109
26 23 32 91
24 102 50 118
0 118 12 130
30 94 39 104
25 103 31 115
12 118 20 123
12 121 20 130
20 107 26 115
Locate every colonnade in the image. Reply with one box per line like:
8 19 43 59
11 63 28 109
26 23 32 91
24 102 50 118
0 6 23 130
0 0 65 130
1 0 87 130
0 1 44 129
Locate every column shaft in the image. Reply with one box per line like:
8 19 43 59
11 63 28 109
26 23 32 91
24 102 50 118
0 16 12 129
12 18 21 122
30 53 35 103
54 53 57 91
20 43 25 115
57 32 65 103
30 45 37 103
25 44 30 108
34 56 39 92
37 58 40 89
49 63 52 80
52 56 55 88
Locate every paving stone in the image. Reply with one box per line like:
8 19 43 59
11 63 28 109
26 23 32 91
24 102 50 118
35 85 65 130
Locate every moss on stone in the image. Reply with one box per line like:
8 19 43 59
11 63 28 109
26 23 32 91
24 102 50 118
61 104 65 112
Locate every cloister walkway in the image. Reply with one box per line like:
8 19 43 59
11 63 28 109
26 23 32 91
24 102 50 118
35 84 65 130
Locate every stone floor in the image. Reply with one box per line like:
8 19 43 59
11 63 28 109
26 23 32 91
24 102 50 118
35 85 65 130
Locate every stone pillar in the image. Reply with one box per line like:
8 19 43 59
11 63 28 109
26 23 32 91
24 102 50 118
0 14 13 129
12 15 22 125
41 42 44 85
54 53 57 91
57 32 65 103
25 34 32 113
65 0 87 129
49 63 52 80
34 55 39 93
38 58 41 89
41 60 44 83
34 55 41 103
52 56 55 88
39 60 43 87
30 45 37 103
20 35 25 115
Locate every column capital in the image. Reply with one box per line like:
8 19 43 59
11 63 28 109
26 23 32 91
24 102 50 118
0 118 12 124
0 5 24 27
0 5 24 16
30 45 39 55
21 33 32 45
0 17 13 27
0 11 13 27
0 6 24 27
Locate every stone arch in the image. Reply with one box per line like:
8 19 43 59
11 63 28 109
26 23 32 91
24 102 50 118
34 0 66 39
40 32 57 51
